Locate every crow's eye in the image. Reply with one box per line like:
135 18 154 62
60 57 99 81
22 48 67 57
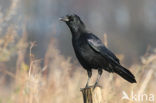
69 17 74 21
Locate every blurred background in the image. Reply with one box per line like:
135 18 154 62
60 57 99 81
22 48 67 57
0 0 156 103
1 0 156 64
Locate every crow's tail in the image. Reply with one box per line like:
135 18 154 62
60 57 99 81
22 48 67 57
114 65 136 83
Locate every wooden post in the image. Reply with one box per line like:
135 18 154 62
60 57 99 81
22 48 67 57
81 86 102 103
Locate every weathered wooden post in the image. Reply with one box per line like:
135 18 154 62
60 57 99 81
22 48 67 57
81 86 102 103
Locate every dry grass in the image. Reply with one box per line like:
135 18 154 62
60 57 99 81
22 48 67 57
0 31 155 103
0 1 156 103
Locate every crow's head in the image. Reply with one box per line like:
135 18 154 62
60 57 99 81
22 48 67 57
59 14 85 33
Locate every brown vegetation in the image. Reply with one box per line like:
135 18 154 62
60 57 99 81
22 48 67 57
0 1 155 103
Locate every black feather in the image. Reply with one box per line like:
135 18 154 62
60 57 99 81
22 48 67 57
114 65 136 83
60 14 137 85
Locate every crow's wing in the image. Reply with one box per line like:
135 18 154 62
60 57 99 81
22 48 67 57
86 34 120 64
86 34 137 83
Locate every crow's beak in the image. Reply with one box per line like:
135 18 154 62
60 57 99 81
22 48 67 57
59 17 69 22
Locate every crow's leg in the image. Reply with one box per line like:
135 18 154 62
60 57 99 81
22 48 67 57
85 69 92 88
93 69 103 89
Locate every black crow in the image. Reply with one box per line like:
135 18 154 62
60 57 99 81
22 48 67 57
60 14 136 88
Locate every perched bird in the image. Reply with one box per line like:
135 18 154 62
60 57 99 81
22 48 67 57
59 14 136 88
